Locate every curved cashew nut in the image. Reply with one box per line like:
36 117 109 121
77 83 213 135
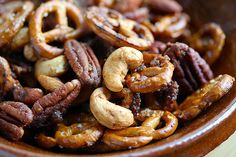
35 55 69 78
90 87 134 130
103 47 143 92
37 75 64 92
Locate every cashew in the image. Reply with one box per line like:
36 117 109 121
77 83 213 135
11 27 29 50
90 87 134 130
23 44 38 62
37 75 64 92
35 55 69 78
103 47 143 92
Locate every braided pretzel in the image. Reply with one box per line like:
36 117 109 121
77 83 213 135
102 109 178 150
0 1 33 47
29 1 84 58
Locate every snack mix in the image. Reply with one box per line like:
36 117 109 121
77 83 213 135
0 0 235 153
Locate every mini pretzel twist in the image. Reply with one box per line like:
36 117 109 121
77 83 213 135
36 114 104 149
126 52 174 93
86 7 154 50
0 1 34 47
102 109 178 150
189 23 226 65
29 1 84 58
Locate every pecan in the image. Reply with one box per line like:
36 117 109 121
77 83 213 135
162 42 214 101
146 0 182 14
149 41 167 54
31 79 81 128
64 40 101 87
124 7 149 23
0 101 33 141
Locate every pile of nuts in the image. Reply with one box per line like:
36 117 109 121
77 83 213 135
0 0 234 153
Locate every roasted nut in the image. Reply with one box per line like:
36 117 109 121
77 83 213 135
143 13 189 39
163 42 214 100
103 109 178 150
189 23 226 65
174 74 235 121
35 55 69 78
0 1 34 47
149 41 167 54
0 56 43 104
126 52 174 93
23 44 38 62
29 1 84 58
124 7 149 23
36 113 104 149
31 79 81 128
86 7 154 50
0 101 33 141
11 27 29 50
13 87 44 105
146 0 182 14
96 0 143 13
103 47 143 92
90 87 134 130
64 40 101 87
37 75 64 92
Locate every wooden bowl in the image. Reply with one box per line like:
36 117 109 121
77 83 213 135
0 0 236 156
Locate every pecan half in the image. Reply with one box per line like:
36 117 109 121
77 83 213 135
31 79 81 128
0 101 33 141
64 40 101 87
146 0 182 14
163 42 213 101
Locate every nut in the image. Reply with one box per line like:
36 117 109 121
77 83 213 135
11 27 29 50
146 0 182 14
174 74 235 121
96 0 143 13
0 101 33 141
37 75 64 92
35 55 69 78
90 87 134 130
31 79 81 128
64 40 101 87
163 42 214 101
103 47 143 92
23 44 38 62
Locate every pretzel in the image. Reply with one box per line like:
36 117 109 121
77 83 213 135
103 109 178 150
86 7 154 50
189 23 225 65
36 114 104 149
0 1 33 47
29 1 84 58
126 53 174 93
